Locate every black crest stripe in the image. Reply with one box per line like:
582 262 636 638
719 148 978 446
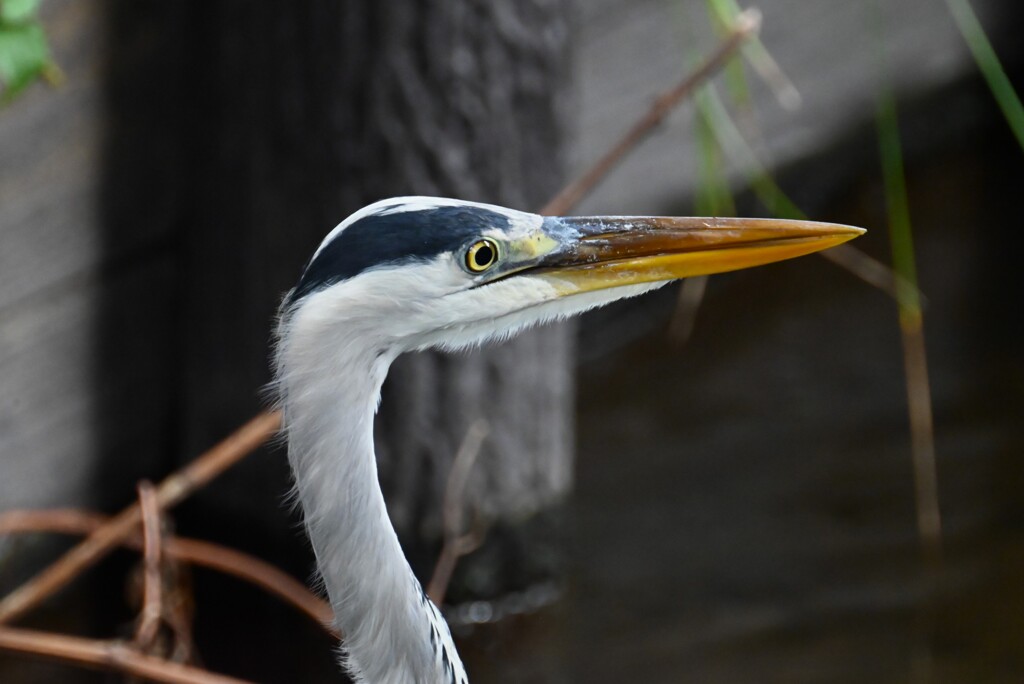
287 206 511 305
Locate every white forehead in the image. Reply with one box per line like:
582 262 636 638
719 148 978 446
310 196 541 262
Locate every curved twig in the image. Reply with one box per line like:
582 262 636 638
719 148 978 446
0 508 335 637
0 625 251 684
135 481 164 650
427 420 490 605
0 411 282 624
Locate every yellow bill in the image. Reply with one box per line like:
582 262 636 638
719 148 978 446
521 215 865 293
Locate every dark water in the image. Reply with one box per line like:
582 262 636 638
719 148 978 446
461 126 1024 682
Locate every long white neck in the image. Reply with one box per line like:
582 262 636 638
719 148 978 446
278 317 467 684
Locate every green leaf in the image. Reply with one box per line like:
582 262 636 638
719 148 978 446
0 0 43 25
0 20 49 99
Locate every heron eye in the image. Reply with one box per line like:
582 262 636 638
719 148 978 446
465 239 499 273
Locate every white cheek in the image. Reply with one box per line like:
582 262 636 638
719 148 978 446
456 276 563 318
286 259 468 343
402 277 553 351
409 277 666 352
286 255 672 358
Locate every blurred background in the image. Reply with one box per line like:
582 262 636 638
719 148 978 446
1 0 1023 682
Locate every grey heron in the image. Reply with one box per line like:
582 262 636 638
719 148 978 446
273 197 863 683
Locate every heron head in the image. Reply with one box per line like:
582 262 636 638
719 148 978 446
280 197 863 356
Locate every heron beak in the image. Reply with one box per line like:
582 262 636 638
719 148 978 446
527 215 865 293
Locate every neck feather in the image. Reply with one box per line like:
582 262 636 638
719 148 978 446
277 317 467 684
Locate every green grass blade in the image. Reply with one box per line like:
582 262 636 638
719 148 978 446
944 0 1024 152
697 84 805 218
872 3 943 582
704 0 801 109
876 94 921 314
694 87 737 216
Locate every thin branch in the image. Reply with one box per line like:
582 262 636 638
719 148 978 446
0 625 251 684
135 481 164 651
161 588 198 666
0 409 282 625
0 509 109 533
427 419 490 606
539 8 761 216
0 508 336 637
901 317 941 567
168 537 335 636
818 243 922 303
668 275 709 345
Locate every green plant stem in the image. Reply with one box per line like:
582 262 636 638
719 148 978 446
944 0 1024 152
876 76 942 571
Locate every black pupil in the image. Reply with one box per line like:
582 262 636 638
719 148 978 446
473 243 494 267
